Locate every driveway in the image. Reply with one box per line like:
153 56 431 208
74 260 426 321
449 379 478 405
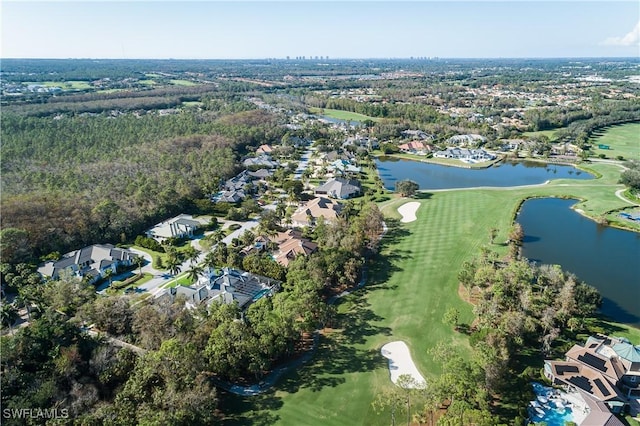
293 147 314 180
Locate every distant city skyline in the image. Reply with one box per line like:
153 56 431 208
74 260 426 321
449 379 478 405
2 1 639 59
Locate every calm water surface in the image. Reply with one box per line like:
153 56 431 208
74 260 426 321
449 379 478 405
517 198 640 326
376 157 592 190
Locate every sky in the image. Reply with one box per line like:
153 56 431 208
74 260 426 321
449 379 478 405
1 1 639 59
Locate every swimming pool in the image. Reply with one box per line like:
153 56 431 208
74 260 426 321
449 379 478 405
529 382 576 426
251 288 271 302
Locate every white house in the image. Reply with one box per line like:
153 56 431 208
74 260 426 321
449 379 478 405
37 244 136 283
145 214 202 242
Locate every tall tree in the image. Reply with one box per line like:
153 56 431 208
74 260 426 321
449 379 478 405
395 180 419 197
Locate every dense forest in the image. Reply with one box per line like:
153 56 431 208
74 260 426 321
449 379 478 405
1 105 286 261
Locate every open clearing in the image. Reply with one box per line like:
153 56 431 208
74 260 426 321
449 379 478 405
222 162 640 426
522 128 561 140
308 107 381 122
590 122 640 160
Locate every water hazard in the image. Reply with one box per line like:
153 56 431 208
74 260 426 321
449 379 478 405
376 157 592 190
517 198 640 326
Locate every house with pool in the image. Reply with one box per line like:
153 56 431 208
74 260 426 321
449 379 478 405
544 334 640 422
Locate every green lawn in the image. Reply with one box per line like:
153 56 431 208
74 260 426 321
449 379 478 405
590 122 640 161
308 107 381 123
222 162 638 425
170 79 198 86
163 273 195 289
522 128 561 140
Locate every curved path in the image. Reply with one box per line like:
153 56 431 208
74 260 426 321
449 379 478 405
615 189 640 206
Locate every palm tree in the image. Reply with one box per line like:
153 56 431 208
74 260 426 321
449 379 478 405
210 229 225 246
166 256 182 277
184 246 201 266
134 255 145 276
203 251 218 273
1 302 18 335
14 289 33 321
186 264 204 284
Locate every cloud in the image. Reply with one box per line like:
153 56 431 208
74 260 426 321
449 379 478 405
601 21 640 46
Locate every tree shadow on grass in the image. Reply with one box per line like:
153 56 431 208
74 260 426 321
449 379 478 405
381 217 411 247
219 390 283 426
413 192 433 200
274 289 391 395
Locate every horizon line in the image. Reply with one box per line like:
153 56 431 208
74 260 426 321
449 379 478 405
2 56 640 61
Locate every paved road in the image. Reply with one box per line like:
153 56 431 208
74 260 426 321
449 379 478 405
293 147 315 180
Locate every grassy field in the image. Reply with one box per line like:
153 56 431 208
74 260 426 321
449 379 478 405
522 128 561 140
308 107 381 123
590 122 640 160
170 79 198 86
221 161 639 425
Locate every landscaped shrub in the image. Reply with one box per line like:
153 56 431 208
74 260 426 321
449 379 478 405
134 235 164 252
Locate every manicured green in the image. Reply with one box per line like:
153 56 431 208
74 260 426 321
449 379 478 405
522 128 561 140
590 123 640 160
223 162 638 425
170 79 198 86
308 107 381 122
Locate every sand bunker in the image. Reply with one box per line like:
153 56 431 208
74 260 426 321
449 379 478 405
398 201 420 223
381 341 427 388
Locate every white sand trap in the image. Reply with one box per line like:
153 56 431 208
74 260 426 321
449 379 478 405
381 341 426 388
398 201 420 223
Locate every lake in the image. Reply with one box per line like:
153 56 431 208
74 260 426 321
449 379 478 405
517 198 640 326
376 157 592 190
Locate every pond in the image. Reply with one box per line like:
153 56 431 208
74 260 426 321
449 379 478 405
375 157 592 190
517 198 640 326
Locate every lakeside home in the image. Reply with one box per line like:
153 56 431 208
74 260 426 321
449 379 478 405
544 334 640 421
432 147 496 162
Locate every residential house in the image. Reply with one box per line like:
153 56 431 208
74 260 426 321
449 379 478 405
224 170 252 192
38 244 135 284
447 134 486 146
402 130 434 141
145 214 202 242
248 169 273 180
544 334 640 421
328 159 361 174
240 235 270 257
397 141 432 155
159 267 281 310
314 178 362 199
551 142 579 156
272 230 318 267
433 147 496 162
243 155 279 169
256 144 273 155
218 190 245 203
291 197 343 227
